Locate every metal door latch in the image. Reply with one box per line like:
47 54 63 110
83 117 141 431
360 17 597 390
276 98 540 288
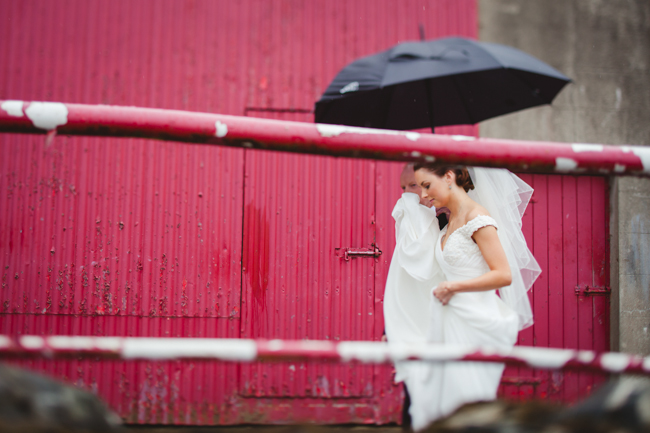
575 285 611 296
500 376 542 386
335 245 382 261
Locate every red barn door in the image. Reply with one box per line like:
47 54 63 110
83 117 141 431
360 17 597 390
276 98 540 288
238 110 400 423
499 174 610 402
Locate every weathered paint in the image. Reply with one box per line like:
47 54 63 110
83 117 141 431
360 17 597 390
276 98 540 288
215 121 228 138
1 101 649 176
555 157 579 171
24 102 69 130
451 135 477 141
1 100 24 117
572 143 604 153
315 123 421 141
630 147 650 172
0 136 244 318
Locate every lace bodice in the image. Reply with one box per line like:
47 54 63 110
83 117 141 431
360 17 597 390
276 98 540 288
439 215 498 268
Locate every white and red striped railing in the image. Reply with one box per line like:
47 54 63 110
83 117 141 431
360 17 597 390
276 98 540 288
1 335 648 376
1 100 649 177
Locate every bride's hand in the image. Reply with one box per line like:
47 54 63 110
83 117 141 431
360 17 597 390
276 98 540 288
433 281 456 305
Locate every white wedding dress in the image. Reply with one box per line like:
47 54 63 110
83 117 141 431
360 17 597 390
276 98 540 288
384 193 519 431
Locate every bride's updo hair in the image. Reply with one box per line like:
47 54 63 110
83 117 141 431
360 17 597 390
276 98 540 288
413 163 475 192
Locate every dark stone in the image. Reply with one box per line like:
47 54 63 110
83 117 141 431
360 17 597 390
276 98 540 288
0 363 121 432
421 378 650 433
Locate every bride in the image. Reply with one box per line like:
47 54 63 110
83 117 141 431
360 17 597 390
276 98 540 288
383 164 540 431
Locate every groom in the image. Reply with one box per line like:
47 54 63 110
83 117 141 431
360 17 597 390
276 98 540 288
395 163 449 430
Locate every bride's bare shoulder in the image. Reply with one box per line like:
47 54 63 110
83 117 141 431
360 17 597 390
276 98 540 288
467 204 490 221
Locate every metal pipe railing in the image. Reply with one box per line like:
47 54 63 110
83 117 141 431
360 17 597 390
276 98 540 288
1 100 649 177
1 335 648 376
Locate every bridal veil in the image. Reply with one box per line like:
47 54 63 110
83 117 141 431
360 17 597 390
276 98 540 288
466 167 541 330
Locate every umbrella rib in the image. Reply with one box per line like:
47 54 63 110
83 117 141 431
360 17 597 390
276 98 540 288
466 38 504 70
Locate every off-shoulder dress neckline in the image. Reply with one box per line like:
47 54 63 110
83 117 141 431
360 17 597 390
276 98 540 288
440 214 493 252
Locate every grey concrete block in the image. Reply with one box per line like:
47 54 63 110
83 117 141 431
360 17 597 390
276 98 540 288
620 108 650 145
619 310 650 354
617 177 650 196
567 72 648 112
572 1 650 73
622 230 650 273
480 107 577 143
571 108 629 145
616 185 650 242
619 273 650 311
480 0 575 68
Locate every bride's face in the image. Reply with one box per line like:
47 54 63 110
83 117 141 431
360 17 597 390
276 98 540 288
414 169 451 208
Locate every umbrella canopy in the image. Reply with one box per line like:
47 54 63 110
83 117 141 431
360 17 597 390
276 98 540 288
314 37 571 131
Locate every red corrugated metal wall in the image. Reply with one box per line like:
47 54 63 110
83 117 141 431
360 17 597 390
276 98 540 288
0 0 609 425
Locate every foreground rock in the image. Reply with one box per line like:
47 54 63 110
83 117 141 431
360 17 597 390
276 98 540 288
0 363 121 432
424 377 650 433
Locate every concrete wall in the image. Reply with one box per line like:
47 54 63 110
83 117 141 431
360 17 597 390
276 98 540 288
478 0 650 354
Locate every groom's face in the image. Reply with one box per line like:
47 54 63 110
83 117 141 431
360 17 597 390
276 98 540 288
400 165 431 207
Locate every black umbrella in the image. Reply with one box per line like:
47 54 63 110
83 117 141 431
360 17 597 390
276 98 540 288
314 37 571 132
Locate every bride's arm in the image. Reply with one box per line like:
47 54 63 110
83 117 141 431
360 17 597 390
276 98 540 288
433 226 512 305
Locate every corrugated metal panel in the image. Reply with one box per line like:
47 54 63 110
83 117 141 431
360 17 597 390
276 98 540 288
11 0 620 425
0 0 251 424
0 137 243 318
0 314 241 424
240 112 376 399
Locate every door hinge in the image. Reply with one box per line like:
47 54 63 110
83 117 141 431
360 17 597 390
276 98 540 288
575 285 611 296
335 245 382 261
